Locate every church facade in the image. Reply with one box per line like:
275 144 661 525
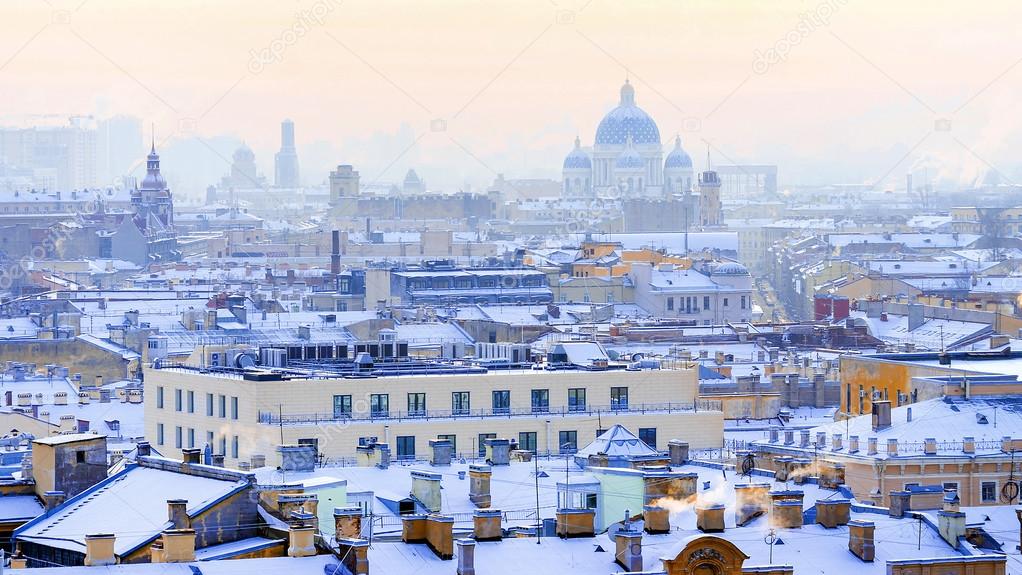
563 80 695 199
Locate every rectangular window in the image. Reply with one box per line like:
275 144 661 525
174 389 182 412
478 433 497 456
174 426 182 449
370 394 389 418
157 386 164 409
723 297 729 307
531 389 549 413
942 482 959 493
333 395 352 418
639 427 657 450
558 430 578 453
611 387 629 410
187 428 195 448
219 436 227 455
408 393 427 416
452 391 470 415
157 423 164 445
519 432 537 452
187 391 195 413
981 481 997 503
207 431 214 447
492 390 511 414
218 395 226 418
396 436 415 460
568 388 586 412
230 397 239 420
231 436 239 459
667 297 674 311
206 393 214 416
703 296 710 310
437 434 456 454
741 295 747 309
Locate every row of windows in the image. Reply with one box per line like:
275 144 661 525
156 423 240 458
390 427 658 459
904 481 999 503
156 387 238 420
666 295 747 312
332 387 630 418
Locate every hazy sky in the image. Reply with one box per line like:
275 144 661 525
2 0 1022 193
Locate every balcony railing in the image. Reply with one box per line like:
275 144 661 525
259 399 722 425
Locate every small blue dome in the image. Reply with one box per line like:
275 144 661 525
563 136 592 170
664 136 692 170
615 147 645 170
595 81 661 146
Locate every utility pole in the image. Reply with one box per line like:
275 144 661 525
535 452 541 544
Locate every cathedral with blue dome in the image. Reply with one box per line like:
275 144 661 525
563 80 694 198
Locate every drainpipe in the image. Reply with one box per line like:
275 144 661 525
545 420 552 456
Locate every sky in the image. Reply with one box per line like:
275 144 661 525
2 0 1022 194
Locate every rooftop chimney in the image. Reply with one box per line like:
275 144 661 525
84 534 116 566
43 490 66 512
157 529 196 563
643 505 670 534
167 499 190 529
287 511 317 557
848 435 859 454
815 499 850 529
337 538 369 575
696 503 725 533
136 441 151 457
331 230 341 277
251 453 267 468
181 448 201 464
735 483 770 526
555 508 596 538
456 538 476 575
889 491 911 518
848 520 875 562
872 400 892 431
770 491 805 529
938 491 966 549
867 437 878 455
334 507 363 540
483 438 510 466
615 529 643 572
469 464 492 508
473 508 502 541
278 444 316 472
411 470 443 513
668 439 689 465
429 439 453 466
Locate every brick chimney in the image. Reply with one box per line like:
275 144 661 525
181 448 201 464
84 533 116 566
278 444 316 472
735 483 770 526
848 435 859 453
815 432 826 449
411 470 443 513
938 491 966 548
429 439 453 466
924 438 937 455
167 499 190 529
799 430 810 448
848 520 875 561
54 392 67 406
668 439 689 465
696 503 725 533
158 529 196 562
483 438 510 466
888 491 911 518
887 438 898 456
78 392 90 405
337 538 369 575
831 434 843 451
43 490 66 512
136 441 152 457
872 400 892 431
250 453 267 468
472 509 502 540
469 464 492 508
815 499 850 528
426 514 455 559
456 538 475 575
614 529 643 572
555 508 595 538
867 437 878 455
773 457 793 482
768 427 779 443
770 490 804 529
643 505 670 534
334 507 363 540
287 511 317 557
963 437 975 454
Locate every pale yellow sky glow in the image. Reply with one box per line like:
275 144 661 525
2 0 1021 192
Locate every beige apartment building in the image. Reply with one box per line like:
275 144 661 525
143 365 723 466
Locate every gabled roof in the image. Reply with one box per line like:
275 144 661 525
575 424 658 459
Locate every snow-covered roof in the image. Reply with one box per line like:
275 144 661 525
575 424 658 459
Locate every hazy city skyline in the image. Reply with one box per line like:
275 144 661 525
2 0 1022 193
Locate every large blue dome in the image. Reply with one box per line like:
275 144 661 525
664 136 692 169
563 136 592 170
595 81 661 146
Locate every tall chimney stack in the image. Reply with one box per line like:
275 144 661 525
331 230 341 277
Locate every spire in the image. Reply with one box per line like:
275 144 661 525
574 135 581 149
675 135 682 149
150 123 156 154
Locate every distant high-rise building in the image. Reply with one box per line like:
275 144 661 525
274 119 300 188
97 115 143 187
0 118 97 191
